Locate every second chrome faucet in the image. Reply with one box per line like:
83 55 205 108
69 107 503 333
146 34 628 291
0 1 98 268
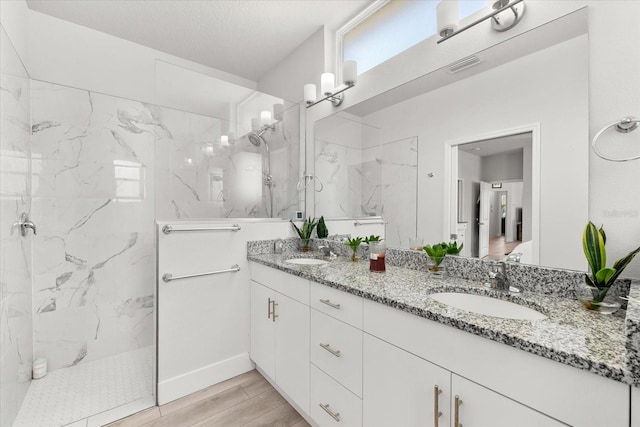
486 260 520 293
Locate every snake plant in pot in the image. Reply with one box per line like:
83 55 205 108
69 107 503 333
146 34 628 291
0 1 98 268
291 217 318 252
581 221 640 313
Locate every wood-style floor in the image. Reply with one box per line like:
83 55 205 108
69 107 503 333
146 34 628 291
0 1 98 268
485 235 521 260
107 370 310 427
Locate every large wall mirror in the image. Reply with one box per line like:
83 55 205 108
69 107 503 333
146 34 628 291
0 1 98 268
313 8 589 271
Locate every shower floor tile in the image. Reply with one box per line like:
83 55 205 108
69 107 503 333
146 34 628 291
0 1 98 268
14 346 153 427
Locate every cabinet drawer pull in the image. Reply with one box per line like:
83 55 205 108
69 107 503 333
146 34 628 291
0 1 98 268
454 395 462 427
320 299 341 309
319 403 341 422
434 385 442 427
319 343 341 357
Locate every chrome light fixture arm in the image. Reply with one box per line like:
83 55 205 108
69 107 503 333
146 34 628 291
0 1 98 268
305 82 354 108
437 0 526 44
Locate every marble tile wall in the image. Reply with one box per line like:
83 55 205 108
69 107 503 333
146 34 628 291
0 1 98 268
361 137 417 248
155 105 300 220
0 28 32 427
30 81 156 372
315 127 417 248
28 80 301 373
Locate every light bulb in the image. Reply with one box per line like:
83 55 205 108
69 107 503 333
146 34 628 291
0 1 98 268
321 73 335 96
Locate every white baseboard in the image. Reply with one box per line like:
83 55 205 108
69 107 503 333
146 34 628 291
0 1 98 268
157 353 255 405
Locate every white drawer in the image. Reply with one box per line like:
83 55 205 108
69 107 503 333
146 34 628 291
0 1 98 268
310 364 362 427
249 261 309 305
310 281 363 329
311 310 362 397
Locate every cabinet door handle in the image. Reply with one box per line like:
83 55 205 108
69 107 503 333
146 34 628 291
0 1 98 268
320 299 341 309
454 395 462 427
271 299 278 322
319 403 341 422
267 297 272 319
319 343 341 357
434 385 442 427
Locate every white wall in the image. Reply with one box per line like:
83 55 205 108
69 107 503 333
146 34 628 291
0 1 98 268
362 36 588 270
24 6 256 105
587 1 640 279
0 0 29 63
481 151 523 182
258 27 325 103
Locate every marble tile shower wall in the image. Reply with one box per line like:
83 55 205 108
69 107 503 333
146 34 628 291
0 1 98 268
315 139 362 218
155 106 299 220
0 52 32 426
315 135 417 248
360 136 417 248
30 81 156 372
28 80 301 373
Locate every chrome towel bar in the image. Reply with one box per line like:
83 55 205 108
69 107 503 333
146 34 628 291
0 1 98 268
354 219 387 226
162 224 241 234
162 264 240 282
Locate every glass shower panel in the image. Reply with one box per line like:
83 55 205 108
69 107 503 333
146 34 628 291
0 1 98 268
154 103 300 220
314 114 418 248
0 25 33 427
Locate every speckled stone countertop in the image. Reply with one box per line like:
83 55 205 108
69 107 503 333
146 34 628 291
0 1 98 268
248 250 635 386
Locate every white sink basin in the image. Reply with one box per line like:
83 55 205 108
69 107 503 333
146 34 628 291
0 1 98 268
429 292 546 320
284 258 329 266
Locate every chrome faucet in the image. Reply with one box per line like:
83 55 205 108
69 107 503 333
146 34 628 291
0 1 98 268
487 261 520 293
318 245 336 258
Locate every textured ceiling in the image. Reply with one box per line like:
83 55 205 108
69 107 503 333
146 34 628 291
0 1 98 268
26 0 372 81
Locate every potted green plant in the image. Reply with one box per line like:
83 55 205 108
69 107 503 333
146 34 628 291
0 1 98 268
363 235 382 244
423 241 461 272
345 236 364 262
423 242 449 272
581 221 640 312
317 216 329 239
445 241 464 256
291 217 318 252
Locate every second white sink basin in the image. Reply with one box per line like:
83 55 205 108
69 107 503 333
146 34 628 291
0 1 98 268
429 292 546 320
284 258 329 266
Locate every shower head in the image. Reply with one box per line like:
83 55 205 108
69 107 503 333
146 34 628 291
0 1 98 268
247 124 275 147
248 132 264 147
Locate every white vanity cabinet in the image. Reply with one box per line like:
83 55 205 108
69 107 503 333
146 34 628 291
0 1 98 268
363 334 563 427
450 374 564 427
364 299 630 427
249 263 310 413
363 334 450 427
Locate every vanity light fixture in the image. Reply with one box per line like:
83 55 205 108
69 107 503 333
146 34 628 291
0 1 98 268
437 0 526 44
304 60 357 108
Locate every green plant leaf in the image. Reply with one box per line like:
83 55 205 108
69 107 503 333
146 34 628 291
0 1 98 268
583 222 606 274
363 235 381 243
595 267 616 285
317 216 328 238
609 245 640 284
345 236 363 252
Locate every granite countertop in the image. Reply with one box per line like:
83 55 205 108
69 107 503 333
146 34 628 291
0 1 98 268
248 252 633 386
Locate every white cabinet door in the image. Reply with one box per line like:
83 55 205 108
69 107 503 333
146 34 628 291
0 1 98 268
250 281 275 379
451 374 564 427
363 334 450 427
275 292 310 413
